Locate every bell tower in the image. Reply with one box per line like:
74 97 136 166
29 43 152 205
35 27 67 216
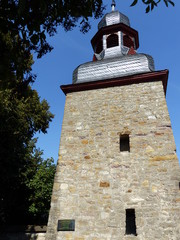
46 3 180 239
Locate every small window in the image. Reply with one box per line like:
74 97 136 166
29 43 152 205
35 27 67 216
120 134 130 152
125 209 137 236
107 34 118 48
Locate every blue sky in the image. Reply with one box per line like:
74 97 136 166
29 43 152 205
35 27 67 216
32 0 180 163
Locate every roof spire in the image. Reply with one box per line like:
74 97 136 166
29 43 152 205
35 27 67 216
111 0 116 11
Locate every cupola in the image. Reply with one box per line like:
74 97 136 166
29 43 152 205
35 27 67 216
91 2 139 60
73 1 154 84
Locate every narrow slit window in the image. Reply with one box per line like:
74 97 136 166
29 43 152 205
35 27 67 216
120 134 130 152
125 209 137 236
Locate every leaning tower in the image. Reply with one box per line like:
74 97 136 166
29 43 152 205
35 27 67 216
46 3 180 240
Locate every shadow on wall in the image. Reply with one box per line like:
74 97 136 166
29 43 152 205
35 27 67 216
0 225 46 240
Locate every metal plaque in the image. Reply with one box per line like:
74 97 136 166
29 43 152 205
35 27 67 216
57 219 75 231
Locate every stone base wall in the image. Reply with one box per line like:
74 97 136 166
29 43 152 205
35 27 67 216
46 82 180 240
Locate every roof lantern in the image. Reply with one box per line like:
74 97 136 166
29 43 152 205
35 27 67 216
72 2 155 84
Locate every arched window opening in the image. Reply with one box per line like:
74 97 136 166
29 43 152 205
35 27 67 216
96 39 103 54
123 35 134 49
107 34 119 48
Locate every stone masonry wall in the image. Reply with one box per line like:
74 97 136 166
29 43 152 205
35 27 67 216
46 81 180 240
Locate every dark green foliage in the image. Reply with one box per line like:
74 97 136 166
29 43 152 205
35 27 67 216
0 81 54 224
131 0 175 12
0 0 105 61
0 16 54 224
24 141 56 224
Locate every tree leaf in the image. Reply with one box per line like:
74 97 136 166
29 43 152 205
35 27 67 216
154 1 158 7
168 0 175 6
151 3 154 10
130 0 138 7
30 34 39 45
164 0 169 7
142 0 151 4
146 5 150 13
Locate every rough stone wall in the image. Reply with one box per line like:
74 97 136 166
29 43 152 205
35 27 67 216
46 81 180 240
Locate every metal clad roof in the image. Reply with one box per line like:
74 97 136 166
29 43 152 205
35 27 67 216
98 11 130 30
73 54 155 84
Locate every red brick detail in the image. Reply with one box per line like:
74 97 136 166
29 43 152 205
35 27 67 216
93 54 97 61
128 47 136 55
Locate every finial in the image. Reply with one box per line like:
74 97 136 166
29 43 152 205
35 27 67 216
111 0 116 11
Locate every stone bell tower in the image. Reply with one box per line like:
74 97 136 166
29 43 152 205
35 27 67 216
46 2 180 239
